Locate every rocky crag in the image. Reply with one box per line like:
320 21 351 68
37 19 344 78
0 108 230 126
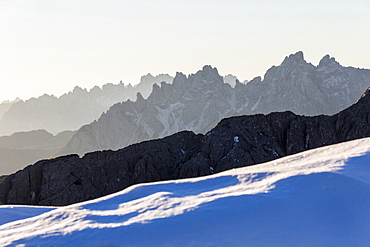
58 52 370 157
1 87 370 206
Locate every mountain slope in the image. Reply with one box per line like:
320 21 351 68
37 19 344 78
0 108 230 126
1 137 370 247
0 74 173 136
59 52 370 157
1 87 370 206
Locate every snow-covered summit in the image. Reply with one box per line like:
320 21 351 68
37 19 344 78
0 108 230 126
1 137 370 246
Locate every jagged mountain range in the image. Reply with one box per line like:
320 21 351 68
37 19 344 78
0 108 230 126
58 52 370 157
1 51 370 177
0 73 242 137
0 74 173 136
0 73 240 175
1 87 370 206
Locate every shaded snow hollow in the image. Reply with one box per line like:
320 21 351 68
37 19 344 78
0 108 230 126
1 138 370 246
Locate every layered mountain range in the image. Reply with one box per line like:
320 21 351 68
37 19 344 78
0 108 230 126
0 73 244 176
1 86 370 206
0 74 173 136
58 52 370 157
1 51 370 178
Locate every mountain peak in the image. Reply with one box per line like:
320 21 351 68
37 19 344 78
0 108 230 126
202 64 216 71
319 54 339 67
201 65 220 75
139 73 155 85
136 92 144 102
72 86 87 95
282 51 305 64
191 65 223 84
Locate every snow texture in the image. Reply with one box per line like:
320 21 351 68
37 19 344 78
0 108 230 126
1 138 370 246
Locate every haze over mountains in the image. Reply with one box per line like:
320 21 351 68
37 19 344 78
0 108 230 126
0 130 75 175
58 51 370 157
0 74 173 176
0 74 173 136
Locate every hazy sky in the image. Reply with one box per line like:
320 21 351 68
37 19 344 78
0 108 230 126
1 0 369 102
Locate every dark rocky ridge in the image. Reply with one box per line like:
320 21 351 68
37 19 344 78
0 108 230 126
1 88 370 206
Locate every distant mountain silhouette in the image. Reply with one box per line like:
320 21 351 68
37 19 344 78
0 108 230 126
0 74 173 136
58 52 370 157
0 130 75 175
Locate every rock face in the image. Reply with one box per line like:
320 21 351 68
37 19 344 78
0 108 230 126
0 74 173 136
1 88 370 206
58 52 370 157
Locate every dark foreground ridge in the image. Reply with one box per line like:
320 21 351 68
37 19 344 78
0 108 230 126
1 88 370 206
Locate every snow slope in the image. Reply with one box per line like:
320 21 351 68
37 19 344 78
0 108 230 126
1 138 370 246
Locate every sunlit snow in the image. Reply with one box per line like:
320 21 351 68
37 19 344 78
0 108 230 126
1 138 370 246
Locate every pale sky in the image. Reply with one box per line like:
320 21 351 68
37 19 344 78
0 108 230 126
0 0 369 102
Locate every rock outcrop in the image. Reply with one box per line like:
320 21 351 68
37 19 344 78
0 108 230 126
1 88 370 206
